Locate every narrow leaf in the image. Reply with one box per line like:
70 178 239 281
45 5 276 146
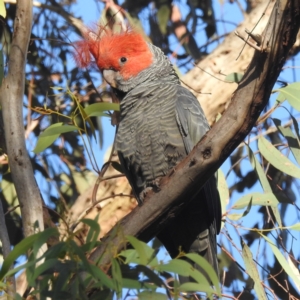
217 169 228 226
157 259 210 287
179 282 215 295
126 236 154 266
241 239 268 300
184 253 221 296
34 123 77 153
276 83 300 111
271 206 282 228
262 234 300 291
258 136 300 178
111 258 122 297
289 222 300 230
122 278 157 290
39 124 78 137
84 103 120 117
89 264 114 289
138 291 167 300
287 255 300 292
233 192 278 210
0 229 56 280
247 145 271 192
0 0 6 18
273 118 300 165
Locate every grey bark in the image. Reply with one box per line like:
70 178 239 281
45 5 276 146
0 1 44 238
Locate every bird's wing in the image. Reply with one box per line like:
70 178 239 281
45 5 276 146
175 85 221 233
117 150 142 205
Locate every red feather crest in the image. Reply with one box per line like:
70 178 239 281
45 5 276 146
73 26 153 80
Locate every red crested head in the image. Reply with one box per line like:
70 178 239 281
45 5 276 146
74 27 153 80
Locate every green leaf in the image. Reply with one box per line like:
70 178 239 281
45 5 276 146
138 291 167 300
241 239 268 300
157 5 170 35
276 83 300 111
227 197 253 220
135 265 165 287
111 258 122 297
184 253 221 296
258 136 300 178
217 169 228 228
32 228 59 259
225 72 243 83
33 123 77 153
157 259 190 276
39 124 78 137
119 249 140 264
271 206 282 228
262 234 300 290
289 222 300 230
157 259 210 287
273 118 300 165
287 255 300 292
126 236 154 266
84 103 120 117
89 264 114 289
246 145 271 192
233 192 278 209
247 143 284 230
80 218 101 251
242 197 253 217
0 0 6 18
122 278 157 290
30 258 59 282
4 259 37 279
179 282 215 295
0 228 57 280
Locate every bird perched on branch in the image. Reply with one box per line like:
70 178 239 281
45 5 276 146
74 26 221 277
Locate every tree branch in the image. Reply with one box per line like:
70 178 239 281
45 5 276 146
0 201 16 295
88 0 300 267
0 1 44 237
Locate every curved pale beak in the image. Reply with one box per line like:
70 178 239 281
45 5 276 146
103 69 118 88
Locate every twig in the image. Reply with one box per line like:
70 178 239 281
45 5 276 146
235 30 263 51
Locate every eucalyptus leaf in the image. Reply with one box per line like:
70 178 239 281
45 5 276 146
258 136 300 178
241 239 267 300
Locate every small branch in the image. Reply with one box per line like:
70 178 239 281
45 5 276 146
235 30 263 51
0 200 16 296
5 0 85 35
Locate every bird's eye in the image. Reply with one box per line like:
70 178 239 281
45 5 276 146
120 57 127 63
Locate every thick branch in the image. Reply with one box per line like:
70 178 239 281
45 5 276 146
0 1 44 237
89 0 300 266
